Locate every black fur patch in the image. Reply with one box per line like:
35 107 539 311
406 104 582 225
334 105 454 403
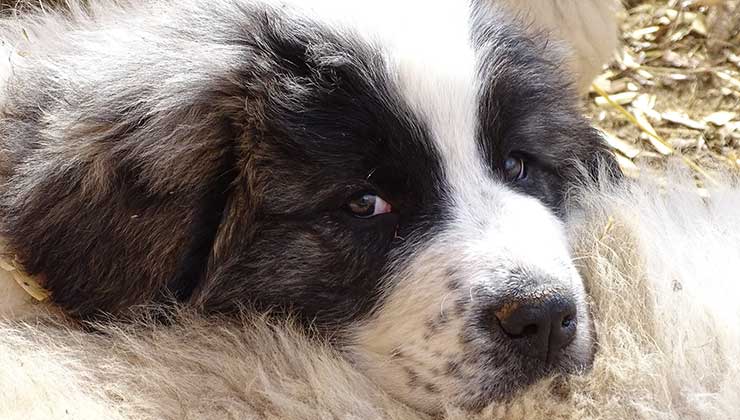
471 15 615 214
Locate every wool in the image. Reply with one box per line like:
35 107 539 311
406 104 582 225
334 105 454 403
2 169 738 420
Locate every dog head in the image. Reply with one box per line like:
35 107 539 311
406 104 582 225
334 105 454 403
0 0 614 412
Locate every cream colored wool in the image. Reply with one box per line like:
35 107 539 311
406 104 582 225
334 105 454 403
1 170 739 420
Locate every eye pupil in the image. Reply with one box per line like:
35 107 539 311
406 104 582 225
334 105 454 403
346 192 392 218
504 156 527 181
349 194 377 217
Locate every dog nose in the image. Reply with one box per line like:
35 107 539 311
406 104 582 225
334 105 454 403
494 294 577 363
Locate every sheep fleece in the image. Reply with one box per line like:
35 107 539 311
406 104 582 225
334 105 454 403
0 171 738 420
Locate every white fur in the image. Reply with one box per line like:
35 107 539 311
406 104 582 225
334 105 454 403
0 39 16 110
2 168 739 419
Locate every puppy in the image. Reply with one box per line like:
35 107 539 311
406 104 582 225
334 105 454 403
0 0 616 412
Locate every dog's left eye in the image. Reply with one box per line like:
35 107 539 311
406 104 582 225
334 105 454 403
347 193 392 218
503 156 527 181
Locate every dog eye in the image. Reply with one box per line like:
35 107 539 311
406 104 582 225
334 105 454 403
347 193 392 218
503 156 527 181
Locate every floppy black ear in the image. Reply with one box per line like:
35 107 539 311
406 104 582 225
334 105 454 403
0 15 248 317
0 101 240 317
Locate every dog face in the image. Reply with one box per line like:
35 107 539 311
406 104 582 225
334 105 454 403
0 0 612 412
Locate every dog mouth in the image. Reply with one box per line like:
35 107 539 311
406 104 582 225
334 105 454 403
450 338 592 412
362 304 594 414
404 292 594 412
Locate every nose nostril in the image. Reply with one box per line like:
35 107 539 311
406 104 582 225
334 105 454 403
519 323 538 337
500 321 540 339
492 294 579 363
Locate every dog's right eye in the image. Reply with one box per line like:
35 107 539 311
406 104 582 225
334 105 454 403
346 193 392 218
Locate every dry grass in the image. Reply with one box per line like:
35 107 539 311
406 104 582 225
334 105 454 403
587 0 740 183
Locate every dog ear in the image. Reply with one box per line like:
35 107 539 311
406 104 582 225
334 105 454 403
0 38 248 317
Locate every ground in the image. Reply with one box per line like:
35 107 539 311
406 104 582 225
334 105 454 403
587 0 740 186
